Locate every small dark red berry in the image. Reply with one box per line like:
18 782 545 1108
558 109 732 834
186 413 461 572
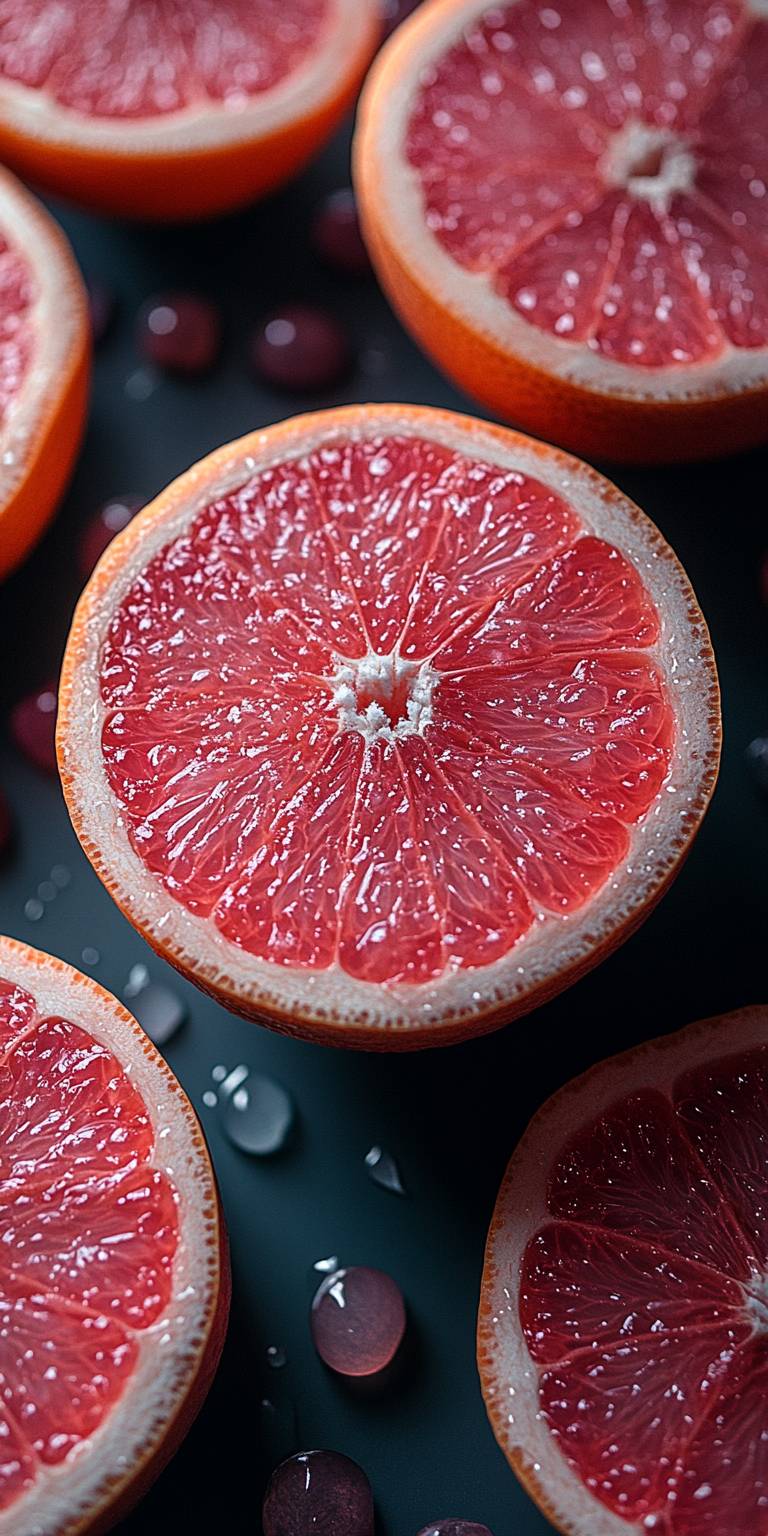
79 494 144 577
10 684 58 775
138 293 221 374
312 190 371 277
252 305 351 393
263 1451 374 1536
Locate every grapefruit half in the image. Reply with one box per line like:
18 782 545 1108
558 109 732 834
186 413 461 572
479 1005 768 1536
0 934 229 1535
0 0 379 221
0 168 89 580
355 0 768 464
57 404 719 1050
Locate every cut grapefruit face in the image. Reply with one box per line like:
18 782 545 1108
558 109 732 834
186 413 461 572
355 0 768 463
0 935 228 1536
0 0 379 220
58 405 719 1050
479 1005 768 1536
0 168 89 580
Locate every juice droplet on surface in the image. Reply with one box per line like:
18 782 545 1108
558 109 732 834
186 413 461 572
138 293 221 374
79 494 144 576
747 737 768 794
267 1344 288 1369
252 305 351 392
81 946 100 968
262 1450 374 1536
130 983 186 1045
221 1071 294 1156
10 685 58 775
364 1145 406 1195
24 897 44 922
124 962 150 998
417 1524 495 1536
314 1254 340 1274
311 1266 406 1377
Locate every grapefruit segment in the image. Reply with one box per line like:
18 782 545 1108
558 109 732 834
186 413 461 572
0 936 228 1534
355 0 768 461
479 1007 768 1536
0 0 378 218
0 169 88 580
58 405 719 1048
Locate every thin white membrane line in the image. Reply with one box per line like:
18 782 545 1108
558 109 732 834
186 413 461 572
331 736 373 967
0 1260 144 1333
528 1214 752 1290
581 198 631 345
298 452 378 654
0 1017 40 1067
390 458 470 659
686 4 758 124
392 737 450 978
530 1316 747 1378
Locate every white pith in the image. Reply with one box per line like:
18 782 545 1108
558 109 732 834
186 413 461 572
331 652 438 743
58 405 719 1040
479 1005 768 1536
0 0 374 156
359 0 768 404
0 935 222 1536
602 122 697 212
0 171 84 503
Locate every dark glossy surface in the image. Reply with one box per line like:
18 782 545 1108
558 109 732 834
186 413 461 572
0 105 767 1536
263 1451 374 1536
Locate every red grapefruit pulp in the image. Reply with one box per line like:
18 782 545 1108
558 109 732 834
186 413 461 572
0 936 228 1535
58 406 719 1049
479 1007 768 1536
355 0 768 462
0 0 378 219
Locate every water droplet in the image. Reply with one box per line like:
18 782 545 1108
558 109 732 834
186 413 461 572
262 1451 374 1536
266 1344 288 1369
50 865 71 888
124 963 150 998
81 947 100 968
138 293 221 374
221 1071 294 1155
252 305 352 392
313 1255 340 1274
37 881 57 903
417 1525 495 1536
202 1090 218 1108
211 1064 227 1083
130 983 186 1045
125 367 158 402
364 1145 406 1196
10 685 58 775
310 1266 406 1378
747 737 768 793
24 898 44 922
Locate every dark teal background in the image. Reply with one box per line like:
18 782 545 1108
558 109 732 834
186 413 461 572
0 106 767 1536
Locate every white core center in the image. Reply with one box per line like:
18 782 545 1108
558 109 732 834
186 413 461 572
331 653 438 744
603 121 697 211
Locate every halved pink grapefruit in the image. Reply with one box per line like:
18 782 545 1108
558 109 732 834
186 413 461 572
479 1005 768 1535
0 934 229 1534
0 0 379 220
355 0 768 463
0 167 89 580
57 405 720 1050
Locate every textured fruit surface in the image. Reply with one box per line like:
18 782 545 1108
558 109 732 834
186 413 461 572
99 432 672 984
0 971 179 1514
405 0 768 370
0 0 327 115
0 229 34 421
481 1009 768 1536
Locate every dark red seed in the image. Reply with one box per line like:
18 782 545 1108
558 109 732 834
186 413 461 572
86 277 116 344
310 1266 406 1377
10 684 58 775
417 1524 495 1536
138 293 221 374
79 494 144 577
252 305 351 393
0 788 12 856
312 190 371 277
263 1451 374 1536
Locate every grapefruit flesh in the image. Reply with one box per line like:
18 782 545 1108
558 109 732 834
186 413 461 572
479 1007 768 1536
355 0 768 462
0 0 379 219
0 935 228 1535
0 168 88 580
58 405 719 1048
